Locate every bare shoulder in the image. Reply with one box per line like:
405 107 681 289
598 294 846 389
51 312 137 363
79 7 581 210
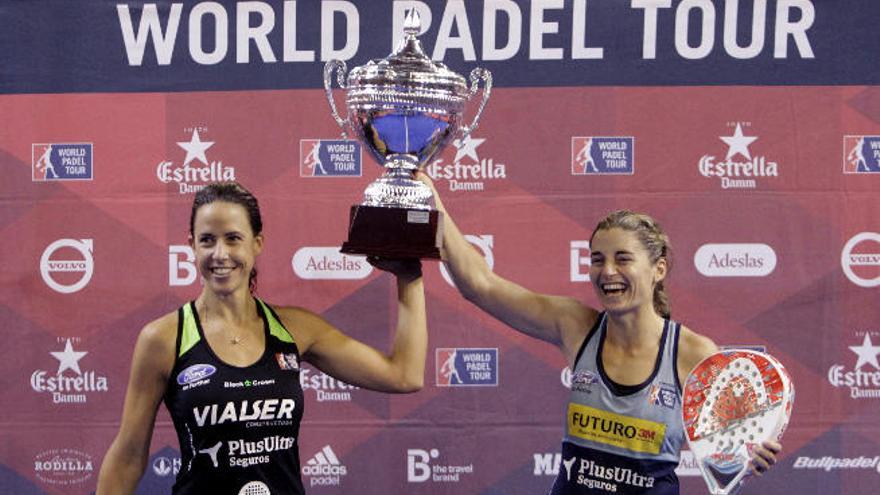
133 310 178 378
556 297 601 364
265 304 329 351
677 324 720 379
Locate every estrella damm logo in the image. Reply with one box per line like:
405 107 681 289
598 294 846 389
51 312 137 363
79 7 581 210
567 403 665 454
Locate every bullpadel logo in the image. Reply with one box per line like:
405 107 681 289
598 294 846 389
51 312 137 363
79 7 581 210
694 243 776 277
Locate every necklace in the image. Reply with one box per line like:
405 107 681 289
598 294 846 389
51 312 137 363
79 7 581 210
201 300 245 345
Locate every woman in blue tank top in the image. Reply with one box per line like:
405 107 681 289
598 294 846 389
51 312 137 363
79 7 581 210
96 182 427 494
416 172 782 495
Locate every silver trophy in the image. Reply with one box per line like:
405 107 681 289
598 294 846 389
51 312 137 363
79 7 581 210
324 9 491 258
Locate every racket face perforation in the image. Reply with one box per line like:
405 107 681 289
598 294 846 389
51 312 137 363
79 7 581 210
683 350 794 495
238 481 271 495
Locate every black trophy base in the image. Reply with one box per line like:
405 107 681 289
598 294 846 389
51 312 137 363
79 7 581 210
340 205 443 259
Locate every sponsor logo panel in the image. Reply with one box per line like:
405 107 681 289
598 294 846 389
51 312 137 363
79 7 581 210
693 243 777 277
30 338 109 404
291 247 372 280
793 455 880 472
407 448 474 484
169 245 198 286
435 348 499 387
300 365 359 402
425 135 507 192
302 445 348 488
40 239 94 294
533 452 561 476
32 143 93 181
570 241 591 282
571 137 634 175
299 139 362 177
155 127 236 194
674 450 701 476
152 455 181 477
33 448 94 486
843 136 880 174
567 403 666 454
827 331 880 399
698 122 779 190
841 232 880 288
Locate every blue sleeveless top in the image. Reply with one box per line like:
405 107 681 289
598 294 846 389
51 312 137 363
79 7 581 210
550 313 684 494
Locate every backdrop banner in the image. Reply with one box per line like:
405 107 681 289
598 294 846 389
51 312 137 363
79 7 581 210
1 1 878 494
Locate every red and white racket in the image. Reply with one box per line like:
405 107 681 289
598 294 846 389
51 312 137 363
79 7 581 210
682 350 794 495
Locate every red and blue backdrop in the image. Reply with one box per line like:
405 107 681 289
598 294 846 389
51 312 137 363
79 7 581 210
1 1 879 493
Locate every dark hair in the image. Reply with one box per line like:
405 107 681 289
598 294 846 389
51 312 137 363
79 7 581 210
590 210 671 318
190 182 262 292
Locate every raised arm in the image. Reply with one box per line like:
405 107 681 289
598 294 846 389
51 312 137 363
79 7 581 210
418 172 596 364
96 316 175 495
281 260 427 393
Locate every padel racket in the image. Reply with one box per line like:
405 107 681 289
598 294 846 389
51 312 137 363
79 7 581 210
682 350 794 495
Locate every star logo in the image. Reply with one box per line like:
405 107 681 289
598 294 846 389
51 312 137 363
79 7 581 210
720 123 757 161
177 129 214 166
452 135 485 163
849 334 880 370
50 339 88 375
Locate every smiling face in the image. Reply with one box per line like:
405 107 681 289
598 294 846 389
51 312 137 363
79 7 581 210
189 200 263 296
589 227 667 316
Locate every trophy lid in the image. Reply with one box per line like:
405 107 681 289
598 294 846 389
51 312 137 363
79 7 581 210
348 10 467 99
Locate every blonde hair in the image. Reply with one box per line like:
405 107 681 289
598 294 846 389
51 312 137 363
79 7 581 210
590 210 671 318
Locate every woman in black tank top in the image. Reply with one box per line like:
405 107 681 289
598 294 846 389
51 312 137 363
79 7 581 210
97 182 427 495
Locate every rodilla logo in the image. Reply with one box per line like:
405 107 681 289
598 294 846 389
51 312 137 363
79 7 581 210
694 243 777 277
439 235 493 287
34 449 94 486
169 245 197 286
291 247 372 280
570 241 591 282
302 445 347 487
40 239 94 293
841 232 880 288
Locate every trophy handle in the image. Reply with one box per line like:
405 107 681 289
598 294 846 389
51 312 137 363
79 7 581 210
459 67 493 141
323 59 350 138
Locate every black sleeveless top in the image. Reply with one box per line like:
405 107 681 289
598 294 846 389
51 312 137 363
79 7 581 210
163 299 305 495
